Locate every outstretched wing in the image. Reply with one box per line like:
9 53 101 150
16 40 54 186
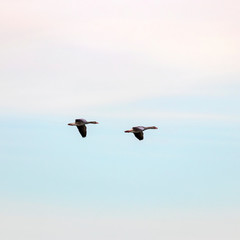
77 125 87 138
134 131 144 140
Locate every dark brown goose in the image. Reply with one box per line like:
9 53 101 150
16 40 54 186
68 118 99 138
125 126 158 140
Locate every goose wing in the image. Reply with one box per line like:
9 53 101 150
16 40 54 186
134 131 144 140
77 125 87 138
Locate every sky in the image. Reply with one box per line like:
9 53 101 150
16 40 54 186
0 0 240 239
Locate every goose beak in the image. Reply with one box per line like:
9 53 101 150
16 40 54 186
125 130 132 133
68 123 76 126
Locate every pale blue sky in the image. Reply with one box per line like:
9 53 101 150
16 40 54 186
1 95 240 209
1 0 240 239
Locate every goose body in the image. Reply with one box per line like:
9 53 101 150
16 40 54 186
125 126 158 140
68 118 99 138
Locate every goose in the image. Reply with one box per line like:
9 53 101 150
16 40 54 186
68 118 99 138
125 126 158 140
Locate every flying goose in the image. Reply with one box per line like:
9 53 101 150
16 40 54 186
125 126 158 140
68 118 99 138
